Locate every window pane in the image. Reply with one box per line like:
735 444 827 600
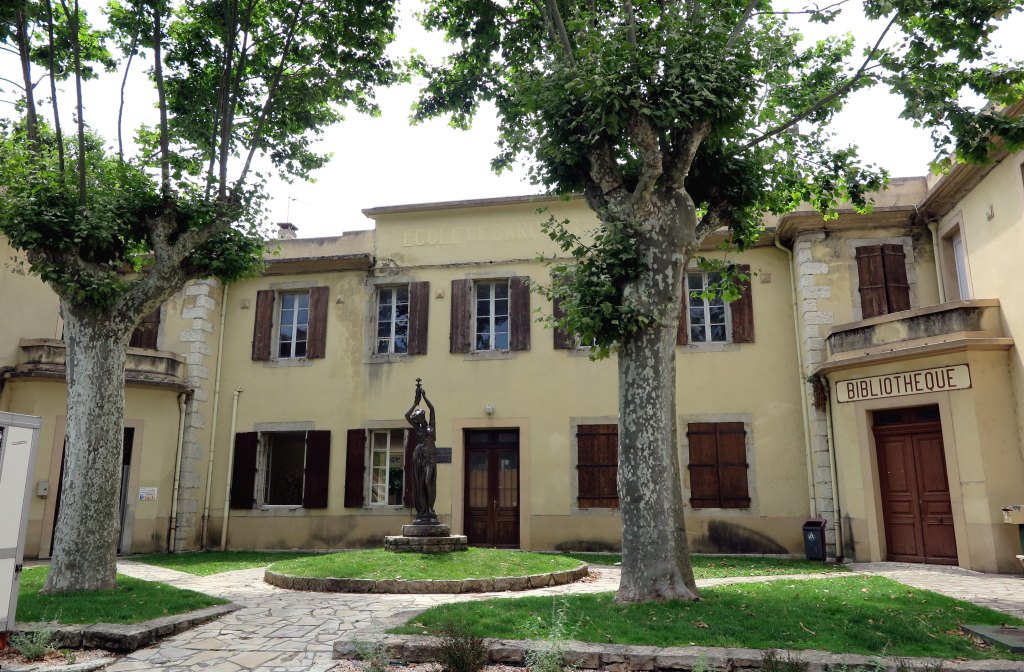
372 450 387 467
494 315 509 334
477 299 490 317
396 286 408 303
378 303 393 321
394 335 407 353
379 287 392 304
494 299 508 317
297 308 308 327
376 338 389 354
495 281 508 299
710 324 727 342
295 341 306 358
396 302 409 319
264 432 305 506
690 325 705 343
377 321 391 338
295 326 307 342
278 342 290 358
297 293 309 309
476 317 490 333
476 333 490 350
689 307 706 325
709 306 726 323
282 294 295 310
494 331 509 350
280 324 294 341
476 283 490 300
688 273 703 290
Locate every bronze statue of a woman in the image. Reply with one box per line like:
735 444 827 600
405 379 439 525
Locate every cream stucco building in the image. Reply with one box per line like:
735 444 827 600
3 148 1024 574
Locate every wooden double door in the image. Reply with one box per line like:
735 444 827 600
873 407 957 565
464 429 520 547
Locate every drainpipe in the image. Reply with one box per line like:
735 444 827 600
168 390 189 553
927 220 946 303
200 283 229 549
775 237 818 518
219 386 243 551
822 371 845 562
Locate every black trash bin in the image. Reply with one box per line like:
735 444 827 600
802 519 827 561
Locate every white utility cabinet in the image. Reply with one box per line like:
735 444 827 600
0 412 41 637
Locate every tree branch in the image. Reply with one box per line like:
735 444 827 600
43 0 65 175
151 3 170 196
59 0 87 206
230 0 309 199
117 4 142 161
586 140 625 197
741 12 898 150
629 114 663 212
544 0 577 66
216 0 240 199
0 76 26 90
725 0 759 52
695 200 732 242
623 0 638 48
664 119 711 189
14 7 39 150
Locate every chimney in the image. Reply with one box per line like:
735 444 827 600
277 222 298 240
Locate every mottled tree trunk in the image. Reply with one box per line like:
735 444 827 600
43 304 131 593
615 191 700 603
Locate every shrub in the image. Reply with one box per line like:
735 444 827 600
437 620 488 672
9 628 55 661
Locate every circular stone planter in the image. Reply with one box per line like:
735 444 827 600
264 563 588 594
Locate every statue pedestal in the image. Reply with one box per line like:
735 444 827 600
385 523 468 553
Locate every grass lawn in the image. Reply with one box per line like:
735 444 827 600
131 550 315 576
268 548 583 580
391 575 1023 660
17 566 228 624
562 553 849 578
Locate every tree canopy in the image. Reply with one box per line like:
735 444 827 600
0 0 399 593
414 0 1024 602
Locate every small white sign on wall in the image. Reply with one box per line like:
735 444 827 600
138 487 158 502
0 412 41 636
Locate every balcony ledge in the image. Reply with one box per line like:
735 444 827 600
7 338 190 391
818 300 1013 375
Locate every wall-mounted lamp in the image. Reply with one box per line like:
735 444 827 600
484 404 495 416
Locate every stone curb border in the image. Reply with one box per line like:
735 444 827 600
264 564 588 594
336 635 1023 672
1 655 118 672
11 603 242 653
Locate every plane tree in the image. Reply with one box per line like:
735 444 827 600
0 0 398 593
413 0 1024 602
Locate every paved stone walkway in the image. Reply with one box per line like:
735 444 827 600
98 560 1024 672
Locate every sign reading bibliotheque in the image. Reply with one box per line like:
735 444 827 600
836 365 972 403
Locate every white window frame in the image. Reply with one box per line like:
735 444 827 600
367 429 406 507
254 431 308 509
276 290 310 359
473 279 511 352
685 271 731 344
374 286 410 355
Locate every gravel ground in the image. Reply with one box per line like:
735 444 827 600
0 646 117 669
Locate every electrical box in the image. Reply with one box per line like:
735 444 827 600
36 481 48 498
0 412 41 637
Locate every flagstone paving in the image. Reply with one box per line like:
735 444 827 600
96 559 1024 671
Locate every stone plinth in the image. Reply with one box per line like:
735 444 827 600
402 523 451 537
385 533 468 553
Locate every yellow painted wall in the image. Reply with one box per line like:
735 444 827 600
0 239 60 361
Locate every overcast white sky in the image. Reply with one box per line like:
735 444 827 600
4 2 1022 239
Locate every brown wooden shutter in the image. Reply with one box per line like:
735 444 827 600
881 244 911 312
408 281 430 355
552 296 573 350
510 276 531 351
450 279 472 353
252 290 275 360
130 308 161 349
730 264 755 343
576 424 619 508
344 429 366 508
855 246 888 319
676 277 689 346
302 430 331 508
716 422 750 508
404 429 415 508
687 423 721 508
230 432 259 509
306 286 329 359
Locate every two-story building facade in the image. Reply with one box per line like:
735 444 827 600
3 149 1023 573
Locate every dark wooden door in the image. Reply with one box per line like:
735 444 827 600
874 410 957 565
464 429 519 547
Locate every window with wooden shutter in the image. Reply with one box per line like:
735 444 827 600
687 422 750 509
450 279 472 353
408 281 430 355
678 265 754 345
130 308 161 349
252 290 275 360
856 244 911 319
509 276 531 351
577 424 619 508
344 429 367 508
230 432 259 509
302 430 331 508
306 286 329 359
